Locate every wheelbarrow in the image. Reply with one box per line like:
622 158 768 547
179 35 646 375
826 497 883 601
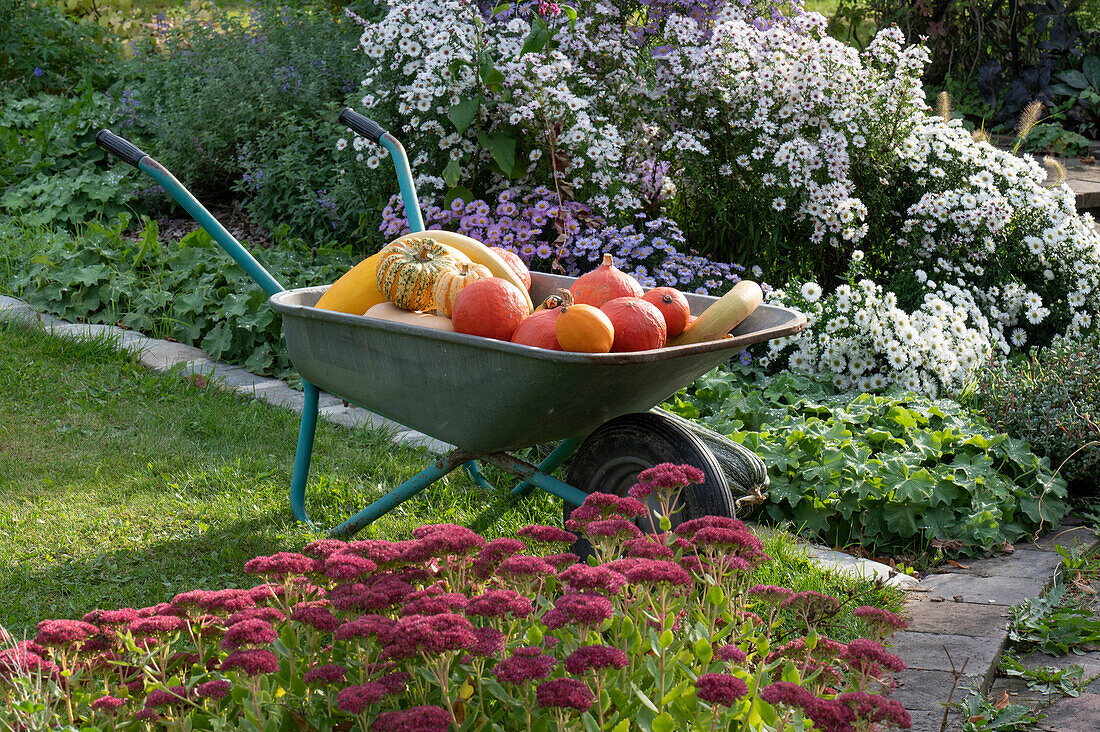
94 110 806 538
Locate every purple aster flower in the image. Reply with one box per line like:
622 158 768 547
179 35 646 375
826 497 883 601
536 678 594 712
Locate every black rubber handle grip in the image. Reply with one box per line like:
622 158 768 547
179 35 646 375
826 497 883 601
339 108 387 143
95 129 148 167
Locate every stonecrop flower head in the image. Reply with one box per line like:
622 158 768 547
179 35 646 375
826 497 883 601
695 673 749 706
196 679 232 700
369 705 452 731
563 644 629 675
244 552 318 577
220 648 280 676
516 524 577 545
382 612 477 660
220 618 278 650
557 563 628 596
322 553 379 582
464 588 534 619
536 678 595 712
35 619 99 648
628 462 705 499
492 646 558 685
543 592 615 629
303 663 346 686
337 682 390 714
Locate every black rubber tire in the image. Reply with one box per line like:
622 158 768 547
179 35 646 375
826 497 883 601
563 412 733 556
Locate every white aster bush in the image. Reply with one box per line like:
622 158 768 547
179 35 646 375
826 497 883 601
341 0 1100 398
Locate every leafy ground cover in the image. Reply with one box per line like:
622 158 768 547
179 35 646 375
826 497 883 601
666 366 1069 560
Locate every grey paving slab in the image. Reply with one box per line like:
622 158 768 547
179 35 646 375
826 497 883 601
987 676 1052 706
917 573 1049 606
890 630 1007 685
1068 178 1100 210
45 322 149 349
905 708 964 732
936 550 1063 580
891 669 983 713
1038 693 1100 732
0 295 42 324
903 596 1011 636
802 544 921 588
1016 650 1100 679
1029 525 1100 554
136 340 212 372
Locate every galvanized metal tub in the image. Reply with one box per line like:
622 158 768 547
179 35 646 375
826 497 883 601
269 272 805 454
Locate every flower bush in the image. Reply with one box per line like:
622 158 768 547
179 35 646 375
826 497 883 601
0 466 911 731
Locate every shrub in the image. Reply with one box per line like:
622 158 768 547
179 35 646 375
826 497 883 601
0 468 911 731
0 0 121 94
3 215 355 377
132 2 380 245
666 366 1069 558
971 333 1100 492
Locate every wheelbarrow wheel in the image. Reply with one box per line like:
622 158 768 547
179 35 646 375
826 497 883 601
563 412 733 557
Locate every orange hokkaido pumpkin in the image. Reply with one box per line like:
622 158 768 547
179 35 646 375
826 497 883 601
569 253 644 308
451 277 530 341
490 247 532 291
641 287 691 338
511 308 563 350
433 262 492 317
555 304 614 353
376 237 460 311
601 296 667 352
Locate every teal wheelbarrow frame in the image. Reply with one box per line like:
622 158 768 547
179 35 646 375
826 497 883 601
94 109 806 538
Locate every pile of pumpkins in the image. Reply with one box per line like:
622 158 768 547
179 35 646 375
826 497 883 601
315 231 763 353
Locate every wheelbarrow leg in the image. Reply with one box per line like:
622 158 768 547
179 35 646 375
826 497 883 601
511 438 581 497
326 450 478 538
289 381 320 528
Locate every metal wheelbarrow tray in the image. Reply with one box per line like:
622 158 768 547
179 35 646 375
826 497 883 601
94 110 805 539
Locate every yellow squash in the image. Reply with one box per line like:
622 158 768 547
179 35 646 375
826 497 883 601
667 280 763 346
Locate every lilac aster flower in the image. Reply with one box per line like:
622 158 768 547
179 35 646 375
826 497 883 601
536 678 594 712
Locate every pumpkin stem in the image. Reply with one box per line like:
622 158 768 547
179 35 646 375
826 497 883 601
415 239 436 261
661 292 674 304
537 288 574 311
601 253 615 267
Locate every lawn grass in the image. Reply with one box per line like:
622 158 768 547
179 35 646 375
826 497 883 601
0 321 560 635
0 318 904 641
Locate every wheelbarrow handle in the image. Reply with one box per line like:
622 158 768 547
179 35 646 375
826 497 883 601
338 108 387 143
338 108 425 233
95 129 148 168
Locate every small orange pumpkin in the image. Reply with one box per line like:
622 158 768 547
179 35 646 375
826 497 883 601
376 237 460 311
433 262 492 317
555 303 614 353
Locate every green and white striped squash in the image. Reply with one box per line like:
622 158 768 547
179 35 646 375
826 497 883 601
376 237 460 312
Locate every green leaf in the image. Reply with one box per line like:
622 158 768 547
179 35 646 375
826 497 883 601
520 23 550 56
477 131 517 174
1056 69 1090 89
444 186 474 209
1084 56 1100 89
442 157 461 188
447 97 480 134
491 3 511 15
652 712 675 732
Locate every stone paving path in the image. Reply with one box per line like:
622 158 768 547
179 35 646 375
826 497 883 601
5 263 1100 731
